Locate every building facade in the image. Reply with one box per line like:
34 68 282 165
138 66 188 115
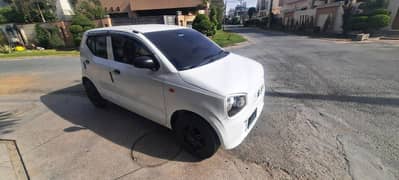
281 0 347 33
56 0 75 20
257 0 269 17
100 0 207 18
257 0 281 17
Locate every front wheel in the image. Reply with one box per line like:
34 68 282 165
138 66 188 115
174 114 220 159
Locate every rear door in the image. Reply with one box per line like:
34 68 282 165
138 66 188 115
107 33 166 125
81 34 114 100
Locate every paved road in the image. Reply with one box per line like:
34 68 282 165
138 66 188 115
228 27 399 179
0 27 398 179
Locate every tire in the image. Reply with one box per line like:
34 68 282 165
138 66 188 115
83 79 107 108
174 113 220 159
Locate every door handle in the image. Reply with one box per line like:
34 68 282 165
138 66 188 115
113 69 121 75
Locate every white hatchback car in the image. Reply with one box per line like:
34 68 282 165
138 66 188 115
80 25 265 159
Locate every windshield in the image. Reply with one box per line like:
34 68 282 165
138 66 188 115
144 29 229 71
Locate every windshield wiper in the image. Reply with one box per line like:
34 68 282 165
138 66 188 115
199 50 226 66
181 50 227 70
203 50 225 61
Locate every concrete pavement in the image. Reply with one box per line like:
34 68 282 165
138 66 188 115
0 27 398 179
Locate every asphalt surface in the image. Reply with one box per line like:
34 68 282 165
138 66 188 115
227 27 399 179
0 27 398 179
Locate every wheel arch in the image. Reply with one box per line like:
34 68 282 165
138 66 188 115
82 76 91 84
170 110 224 146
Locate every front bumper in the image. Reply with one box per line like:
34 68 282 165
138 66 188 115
217 94 264 149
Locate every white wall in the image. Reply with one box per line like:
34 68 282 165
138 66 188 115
387 0 399 30
56 0 75 20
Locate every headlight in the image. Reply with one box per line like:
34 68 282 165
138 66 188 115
226 95 246 117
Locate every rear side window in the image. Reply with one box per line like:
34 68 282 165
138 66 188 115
86 36 108 59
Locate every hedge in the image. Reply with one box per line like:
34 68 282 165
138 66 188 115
350 16 369 31
368 14 390 29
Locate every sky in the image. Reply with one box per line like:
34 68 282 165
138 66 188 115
225 0 257 10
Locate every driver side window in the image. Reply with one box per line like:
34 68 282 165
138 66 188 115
111 35 152 65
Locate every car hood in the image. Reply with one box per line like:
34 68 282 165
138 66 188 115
178 53 264 96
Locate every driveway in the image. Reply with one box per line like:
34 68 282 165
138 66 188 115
1 27 398 180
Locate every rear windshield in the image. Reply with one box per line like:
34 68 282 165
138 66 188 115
144 29 228 71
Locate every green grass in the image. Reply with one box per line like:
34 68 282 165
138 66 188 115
0 32 244 59
0 50 79 59
211 30 247 47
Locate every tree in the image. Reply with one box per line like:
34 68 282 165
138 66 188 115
342 0 356 34
193 14 216 36
75 0 106 20
209 7 218 31
215 7 223 30
248 7 257 20
0 6 25 23
69 14 95 46
10 0 56 23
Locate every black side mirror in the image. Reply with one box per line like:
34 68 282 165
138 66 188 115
133 56 158 71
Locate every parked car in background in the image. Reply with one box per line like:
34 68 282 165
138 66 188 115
80 25 265 159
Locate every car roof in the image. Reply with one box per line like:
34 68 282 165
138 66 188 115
86 24 187 34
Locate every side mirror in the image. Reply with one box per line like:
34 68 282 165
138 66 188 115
133 56 158 71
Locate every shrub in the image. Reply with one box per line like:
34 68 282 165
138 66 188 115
244 19 261 27
368 14 390 30
0 45 11 54
372 8 390 16
35 25 65 49
261 17 269 25
35 24 51 48
71 14 95 27
69 25 84 34
69 14 95 46
0 32 7 45
350 16 369 31
232 17 240 25
193 14 216 36
48 28 65 49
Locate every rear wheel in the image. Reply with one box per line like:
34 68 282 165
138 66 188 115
174 113 220 159
83 79 107 108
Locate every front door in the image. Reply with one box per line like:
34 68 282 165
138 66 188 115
108 34 165 124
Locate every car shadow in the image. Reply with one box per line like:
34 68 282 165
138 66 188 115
0 111 19 135
40 84 200 163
